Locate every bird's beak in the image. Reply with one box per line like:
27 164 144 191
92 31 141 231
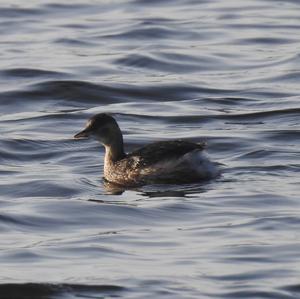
74 128 91 139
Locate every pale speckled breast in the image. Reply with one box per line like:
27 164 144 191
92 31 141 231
104 156 144 186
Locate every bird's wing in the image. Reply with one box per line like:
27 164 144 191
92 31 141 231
127 140 206 167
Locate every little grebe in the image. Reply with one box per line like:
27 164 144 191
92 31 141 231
74 113 219 186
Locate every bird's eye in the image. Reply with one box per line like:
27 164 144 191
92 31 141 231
98 126 109 135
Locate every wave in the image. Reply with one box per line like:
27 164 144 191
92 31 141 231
1 0 300 297
0 283 126 299
0 68 68 79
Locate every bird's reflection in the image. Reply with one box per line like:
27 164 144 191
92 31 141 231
102 178 209 198
102 179 127 195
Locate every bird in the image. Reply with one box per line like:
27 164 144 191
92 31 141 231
74 113 219 187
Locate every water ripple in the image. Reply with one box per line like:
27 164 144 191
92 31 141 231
1 0 300 298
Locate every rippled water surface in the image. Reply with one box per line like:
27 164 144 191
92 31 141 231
1 0 300 298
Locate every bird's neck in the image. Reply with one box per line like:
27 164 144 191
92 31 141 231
104 136 125 164
104 140 125 179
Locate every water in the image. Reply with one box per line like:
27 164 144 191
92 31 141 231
1 0 300 298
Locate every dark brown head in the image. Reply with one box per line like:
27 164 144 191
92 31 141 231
74 113 123 146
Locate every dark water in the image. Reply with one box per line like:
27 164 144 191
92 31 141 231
1 0 300 298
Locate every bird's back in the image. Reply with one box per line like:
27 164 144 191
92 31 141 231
128 140 206 167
